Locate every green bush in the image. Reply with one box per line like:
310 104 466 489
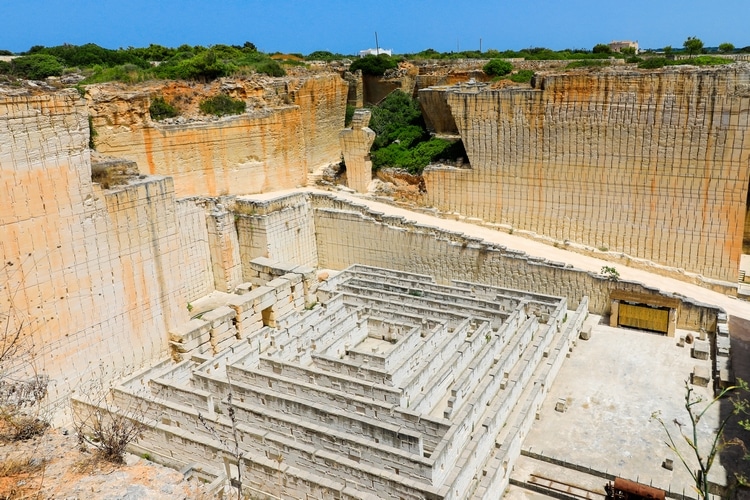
306 50 346 61
368 90 424 150
349 54 398 76
565 59 608 69
82 63 149 84
592 43 612 54
689 55 732 66
638 57 668 69
483 59 513 76
9 54 64 79
199 94 246 116
149 97 179 120
256 60 285 77
366 90 465 174
508 70 534 83
33 43 149 69
371 138 458 174
173 50 233 81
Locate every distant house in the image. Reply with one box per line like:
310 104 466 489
609 40 639 54
358 48 392 58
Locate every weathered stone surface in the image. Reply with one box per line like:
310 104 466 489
423 65 750 282
339 109 376 193
88 74 348 197
0 90 190 407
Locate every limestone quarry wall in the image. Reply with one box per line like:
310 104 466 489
311 195 719 332
176 198 215 301
0 90 193 406
235 194 318 277
423 65 750 282
89 74 348 198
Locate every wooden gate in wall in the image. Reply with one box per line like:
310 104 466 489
617 303 670 333
610 290 679 336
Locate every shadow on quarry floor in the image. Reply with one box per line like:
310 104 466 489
721 316 750 494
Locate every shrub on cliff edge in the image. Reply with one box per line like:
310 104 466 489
483 59 513 77
199 94 246 117
349 54 398 76
509 70 534 83
149 96 179 121
8 54 64 80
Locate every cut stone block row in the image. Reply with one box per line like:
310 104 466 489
90 264 587 499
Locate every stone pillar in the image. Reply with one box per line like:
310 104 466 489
339 109 376 194
610 300 620 328
207 205 243 292
667 308 677 338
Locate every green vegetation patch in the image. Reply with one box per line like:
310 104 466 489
483 59 513 77
0 42 288 84
349 54 398 76
508 69 534 83
149 97 179 120
371 138 462 174
565 59 609 69
367 90 465 175
6 54 64 80
638 55 731 69
688 55 732 66
199 94 247 117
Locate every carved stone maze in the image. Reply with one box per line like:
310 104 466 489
77 265 587 499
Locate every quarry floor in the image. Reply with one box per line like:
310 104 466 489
507 320 721 497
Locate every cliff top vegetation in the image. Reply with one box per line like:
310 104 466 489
0 42 291 84
0 40 743 86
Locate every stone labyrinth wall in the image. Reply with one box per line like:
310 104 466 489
75 264 587 499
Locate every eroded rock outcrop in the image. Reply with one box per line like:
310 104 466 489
88 74 348 197
423 65 750 282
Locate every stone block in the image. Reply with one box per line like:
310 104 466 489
691 365 710 387
201 306 236 328
579 324 592 340
169 318 210 344
555 399 567 412
717 323 729 337
227 294 254 315
717 335 731 357
692 340 709 360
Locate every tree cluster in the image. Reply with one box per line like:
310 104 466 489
367 90 465 174
348 54 398 76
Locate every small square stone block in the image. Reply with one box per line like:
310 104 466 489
692 340 709 360
691 365 710 387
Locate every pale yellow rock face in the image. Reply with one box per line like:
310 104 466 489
0 91 189 406
88 75 348 197
340 109 376 193
424 66 750 282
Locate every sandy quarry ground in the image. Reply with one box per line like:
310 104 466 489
0 427 215 499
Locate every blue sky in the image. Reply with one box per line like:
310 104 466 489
1 0 748 55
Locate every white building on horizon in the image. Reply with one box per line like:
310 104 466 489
358 48 393 58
